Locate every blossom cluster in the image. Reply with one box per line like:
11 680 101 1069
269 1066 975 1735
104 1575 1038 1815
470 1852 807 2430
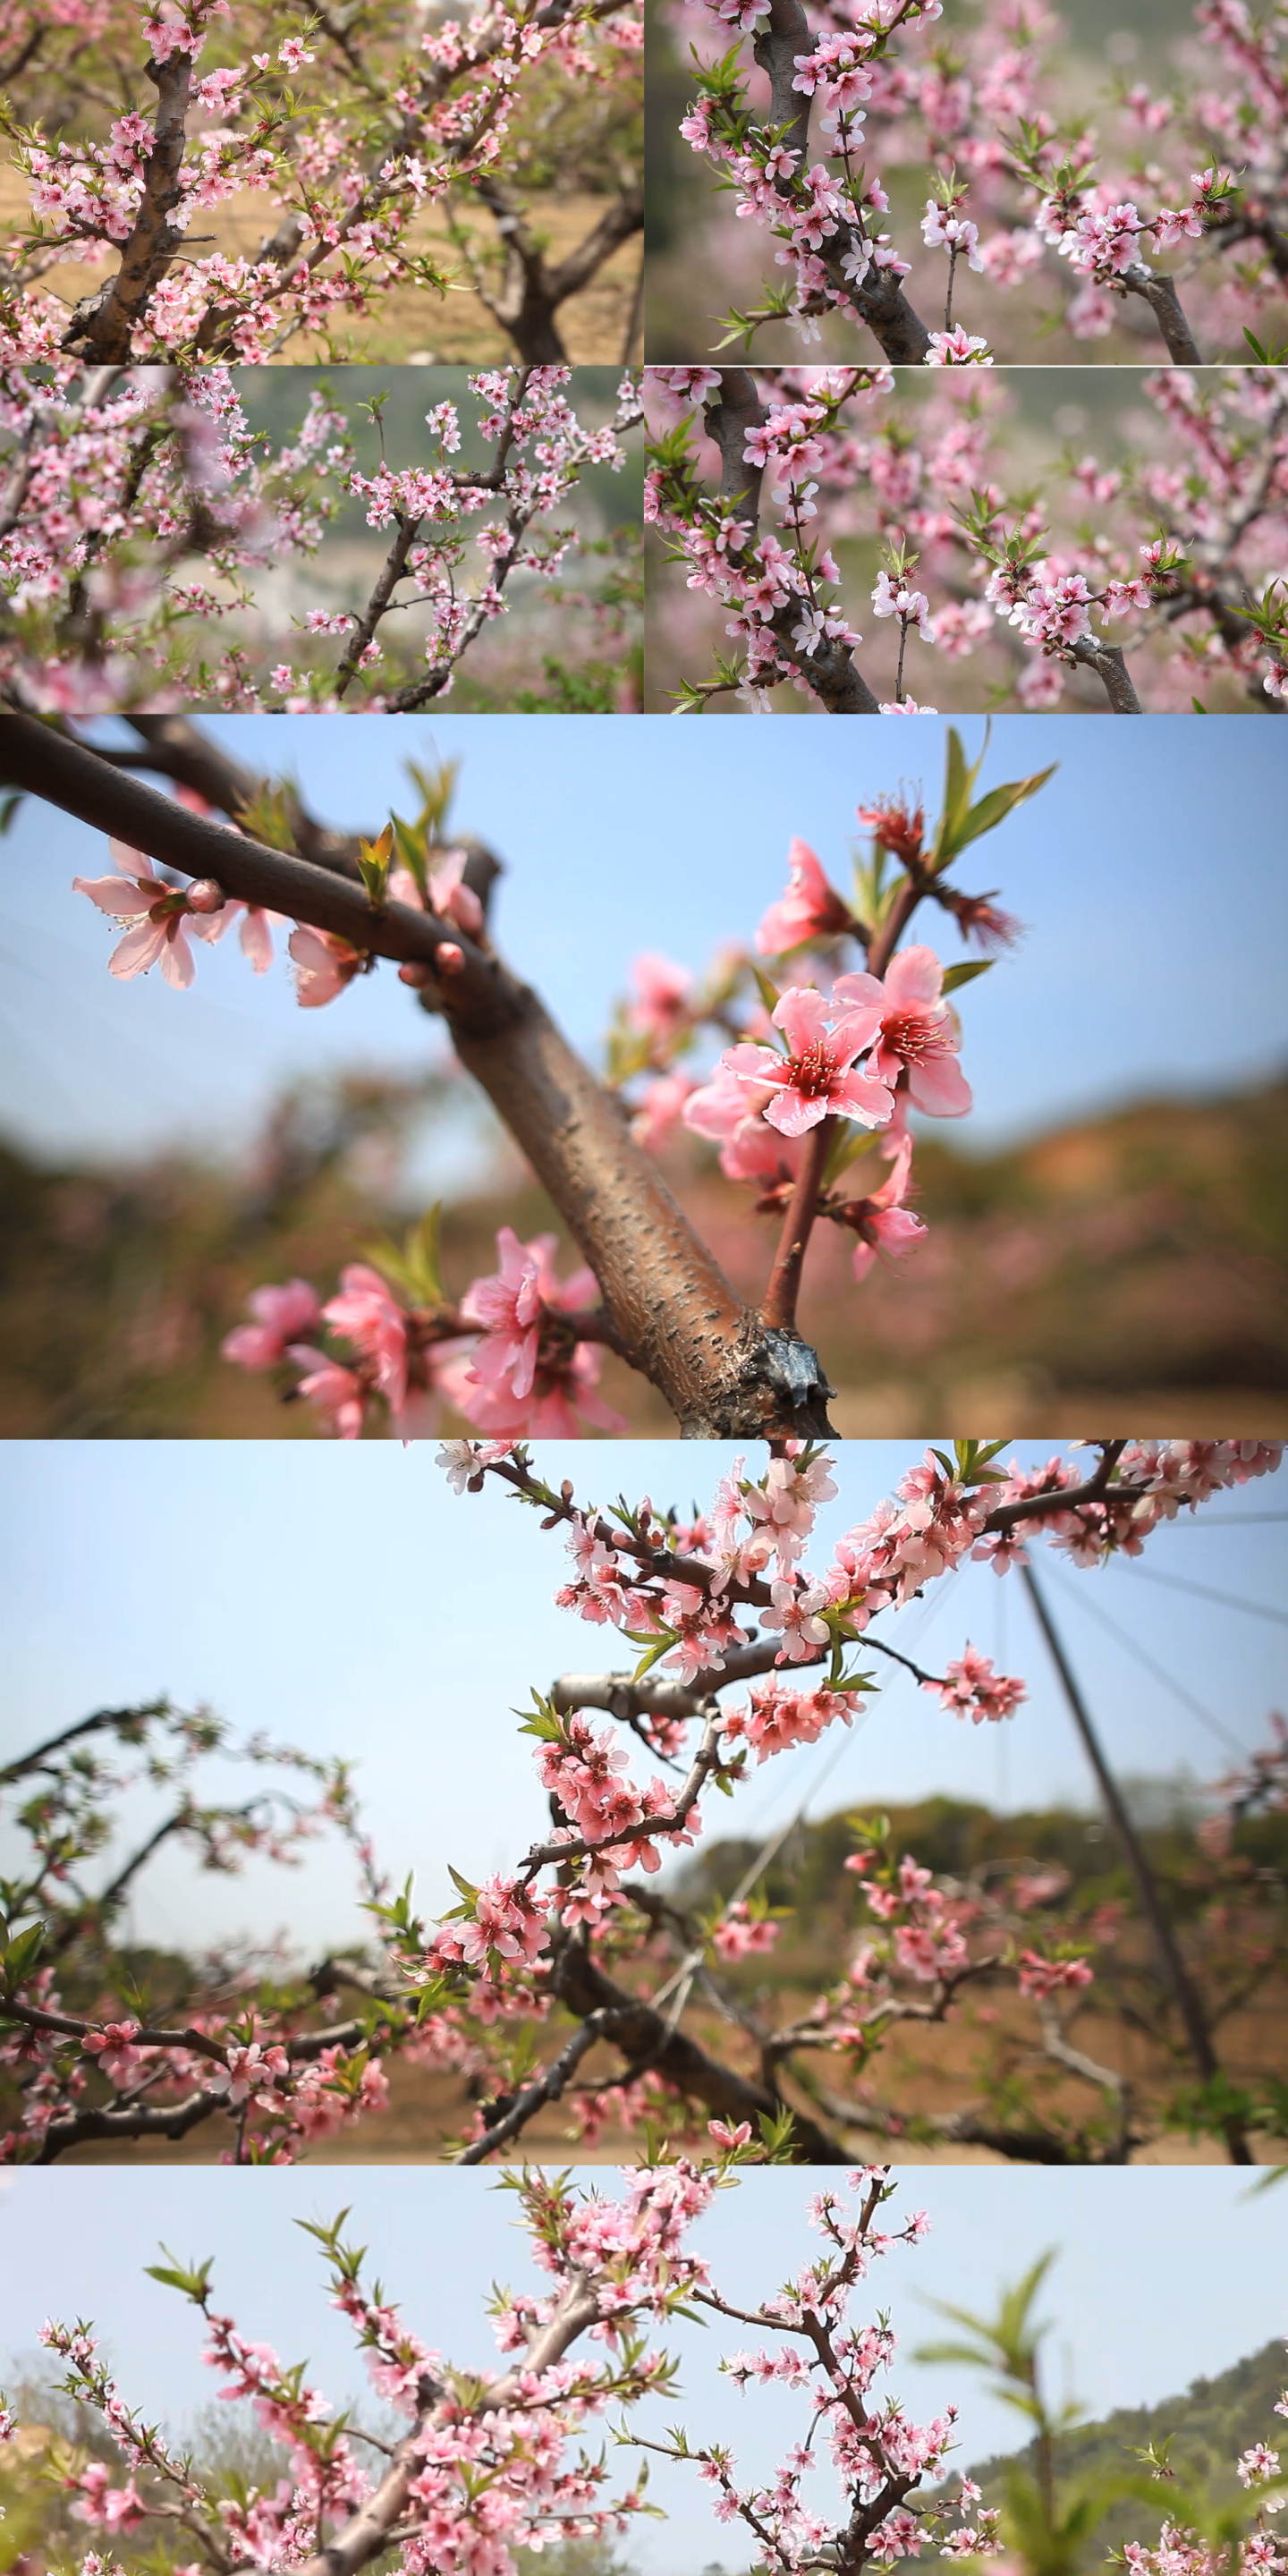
3 365 641 715
6 2171 1286 2576
646 364 1288 712
205 730 1037 1439
2 1436 1284 2165
669 0 1285 363
0 0 641 362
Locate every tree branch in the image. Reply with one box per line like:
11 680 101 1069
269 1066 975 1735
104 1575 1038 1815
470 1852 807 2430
1123 267 1204 365
67 55 192 360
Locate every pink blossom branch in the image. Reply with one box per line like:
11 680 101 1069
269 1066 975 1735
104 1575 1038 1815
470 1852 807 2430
706 369 882 711
67 55 192 360
0 716 833 1436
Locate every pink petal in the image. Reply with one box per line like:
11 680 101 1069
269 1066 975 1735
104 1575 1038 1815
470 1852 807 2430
909 1055 972 1115
832 1068 895 1128
73 873 155 918
764 1087 827 1137
831 968 883 1013
158 925 196 989
108 838 159 882
772 984 831 1053
882 945 944 1005
108 919 167 979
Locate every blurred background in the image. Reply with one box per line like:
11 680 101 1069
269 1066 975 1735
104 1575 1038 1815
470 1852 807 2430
644 0 1280 363
0 714 1284 1436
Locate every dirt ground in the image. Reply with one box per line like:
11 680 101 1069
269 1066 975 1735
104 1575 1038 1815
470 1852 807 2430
0 173 641 360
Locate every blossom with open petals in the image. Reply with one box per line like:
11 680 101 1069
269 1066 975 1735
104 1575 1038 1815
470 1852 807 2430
834 947 971 1115
720 986 895 1139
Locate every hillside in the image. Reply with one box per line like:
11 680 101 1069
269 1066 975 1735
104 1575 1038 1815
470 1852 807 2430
0 1070 1285 1435
953 2334 1287 2558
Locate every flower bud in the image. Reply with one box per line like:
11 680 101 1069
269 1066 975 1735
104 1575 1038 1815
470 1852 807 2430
187 878 226 913
436 942 465 975
398 962 434 987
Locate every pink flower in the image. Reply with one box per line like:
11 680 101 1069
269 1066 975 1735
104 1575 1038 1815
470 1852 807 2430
628 951 695 1041
288 923 364 1007
928 1644 1026 1724
631 1069 697 1152
460 1225 550 1402
845 1137 928 1280
286 1348 367 1438
708 2118 753 2148
835 947 972 1116
1016 1950 1094 2000
73 841 222 989
712 1903 780 1960
755 839 853 955
723 986 895 1140
323 1264 411 1411
222 1280 323 1369
451 1230 626 1439
683 1057 801 1182
391 847 484 938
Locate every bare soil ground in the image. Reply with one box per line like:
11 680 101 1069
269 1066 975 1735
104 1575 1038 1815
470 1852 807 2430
0 175 641 360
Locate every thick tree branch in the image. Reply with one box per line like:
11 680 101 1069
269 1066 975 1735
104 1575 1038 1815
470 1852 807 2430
1123 266 1204 364
551 1929 852 2158
67 55 192 360
748 0 931 361
469 176 644 361
1071 639 1143 712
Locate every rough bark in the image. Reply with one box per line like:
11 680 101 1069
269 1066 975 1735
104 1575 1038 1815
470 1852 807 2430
553 1932 852 2158
472 176 644 362
66 55 191 359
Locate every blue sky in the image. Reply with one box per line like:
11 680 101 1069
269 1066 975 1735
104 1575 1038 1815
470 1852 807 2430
2 2165 1284 2575
2 1440 1284 1956
0 715 1284 1170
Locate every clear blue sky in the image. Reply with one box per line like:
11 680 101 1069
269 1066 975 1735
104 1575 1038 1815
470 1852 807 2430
2 1441 1284 1956
2 2165 1284 2574
0 716 1284 1169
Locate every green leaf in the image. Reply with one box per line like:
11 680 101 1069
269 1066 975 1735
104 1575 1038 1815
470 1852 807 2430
390 811 430 903
0 1918 46 1989
357 821 394 908
821 1123 882 1188
940 958 995 995
949 765 1058 857
144 2250 214 2302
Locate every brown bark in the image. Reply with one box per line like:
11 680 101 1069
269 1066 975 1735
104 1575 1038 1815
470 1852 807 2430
1126 267 1204 364
68 55 191 359
472 176 644 362
747 0 931 362
553 1931 851 2158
